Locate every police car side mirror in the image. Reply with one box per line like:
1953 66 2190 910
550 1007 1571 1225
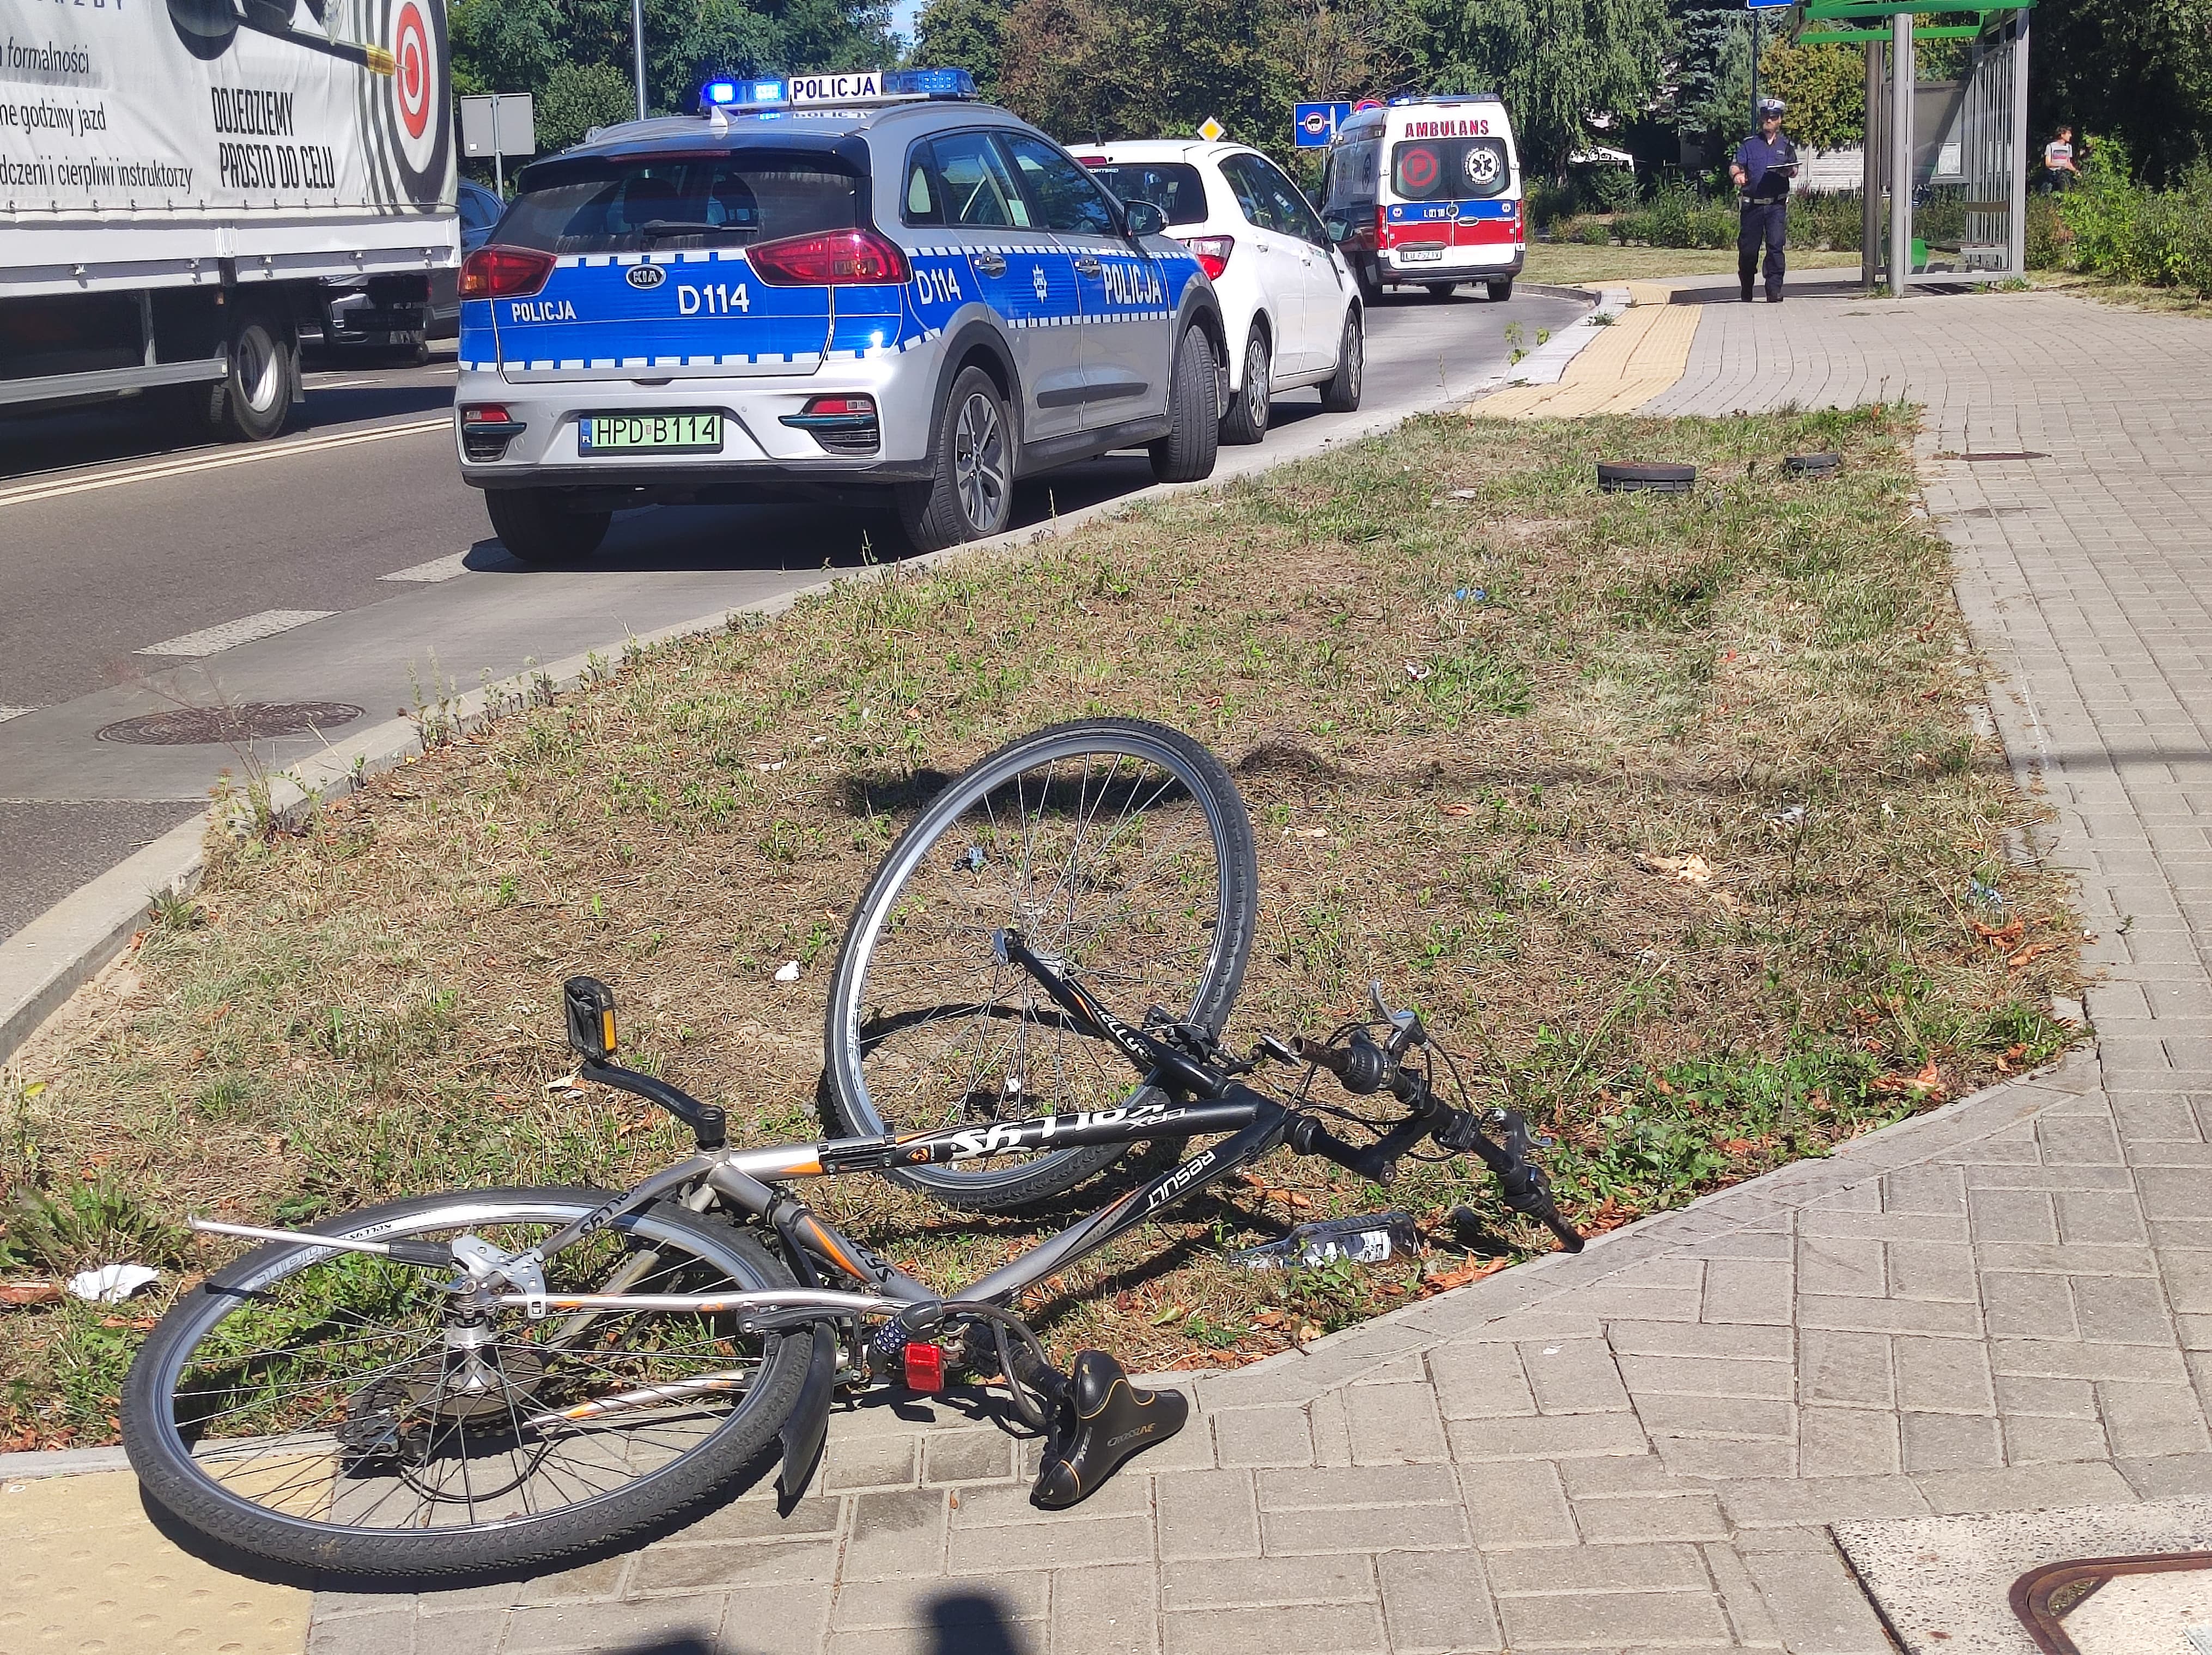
1122 200 1167 238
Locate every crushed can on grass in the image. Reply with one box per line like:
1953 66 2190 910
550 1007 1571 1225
1229 1210 1420 1270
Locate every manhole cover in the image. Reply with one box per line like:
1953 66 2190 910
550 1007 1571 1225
94 702 364 746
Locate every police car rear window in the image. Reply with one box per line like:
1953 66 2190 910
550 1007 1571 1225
1082 162 1207 227
1390 137 1511 202
500 153 863 254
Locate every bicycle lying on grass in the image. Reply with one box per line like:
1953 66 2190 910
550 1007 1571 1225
121 719 1580 1580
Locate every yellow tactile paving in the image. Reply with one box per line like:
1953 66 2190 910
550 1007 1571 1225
1472 281 1706 418
0 1471 309 1655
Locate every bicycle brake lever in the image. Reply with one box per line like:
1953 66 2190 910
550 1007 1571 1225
1368 979 1424 1058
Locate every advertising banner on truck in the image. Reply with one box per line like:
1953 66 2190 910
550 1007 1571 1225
0 0 452 220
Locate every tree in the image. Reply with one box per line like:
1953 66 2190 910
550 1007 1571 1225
2031 0 2212 182
536 62 640 154
1426 0 1675 181
1670 0 1741 149
994 0 1282 151
910 0 1014 100
1757 36 1862 149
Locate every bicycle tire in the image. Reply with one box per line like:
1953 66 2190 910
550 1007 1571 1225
824 719 1259 1212
122 1188 809 1581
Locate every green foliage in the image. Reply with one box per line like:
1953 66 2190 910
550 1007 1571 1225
1757 37 1863 150
533 62 639 155
2031 0 2212 185
0 1181 190 1275
1428 0 1675 180
1613 181 1736 247
1787 188 1863 252
910 0 1013 99
447 0 892 130
2059 139 2212 293
995 0 1283 152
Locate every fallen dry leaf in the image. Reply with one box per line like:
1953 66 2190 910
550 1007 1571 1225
1635 852 1713 886
1420 1255 1514 1294
1440 803 1475 818
1971 918 2025 947
2007 940 2058 970
0 1282 64 1307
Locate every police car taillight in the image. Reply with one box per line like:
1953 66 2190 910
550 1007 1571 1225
747 229 910 286
459 246 555 301
1183 235 1233 279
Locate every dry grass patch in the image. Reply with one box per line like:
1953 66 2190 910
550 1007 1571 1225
1523 243 1863 286
1 405 2080 1445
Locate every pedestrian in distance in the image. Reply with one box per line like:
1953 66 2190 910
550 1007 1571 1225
1731 96 1798 303
2042 125 2080 192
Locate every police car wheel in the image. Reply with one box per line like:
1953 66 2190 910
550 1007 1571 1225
1219 329 1271 445
896 367 1014 552
1319 312 1363 413
484 489 612 564
1148 325 1220 484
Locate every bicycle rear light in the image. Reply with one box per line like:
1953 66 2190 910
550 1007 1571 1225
903 1341 945 1392
563 977 618 1061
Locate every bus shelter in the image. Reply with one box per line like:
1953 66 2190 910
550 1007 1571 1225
1801 0 2032 294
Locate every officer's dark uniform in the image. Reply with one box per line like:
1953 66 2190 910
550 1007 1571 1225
1734 127 1798 302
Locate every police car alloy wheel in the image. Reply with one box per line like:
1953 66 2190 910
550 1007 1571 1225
896 367 1013 552
1148 324 1220 485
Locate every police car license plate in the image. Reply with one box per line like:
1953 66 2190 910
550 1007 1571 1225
579 413 722 454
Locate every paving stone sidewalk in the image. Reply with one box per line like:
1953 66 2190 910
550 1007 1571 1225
309 285 2212 1654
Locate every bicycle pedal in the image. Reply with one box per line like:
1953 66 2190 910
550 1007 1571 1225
1031 1350 1188 1510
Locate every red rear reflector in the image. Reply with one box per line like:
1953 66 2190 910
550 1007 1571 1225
459 245 555 300
461 404 512 423
903 1341 945 1392
1184 235 1233 280
747 229 910 286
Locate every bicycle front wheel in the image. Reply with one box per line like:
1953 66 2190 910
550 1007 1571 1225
824 718 1259 1211
121 1189 809 1580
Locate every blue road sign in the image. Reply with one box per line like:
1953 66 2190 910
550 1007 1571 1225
1293 101 1354 148
1746 0 1790 10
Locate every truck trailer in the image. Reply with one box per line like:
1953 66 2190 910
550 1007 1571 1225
0 0 458 439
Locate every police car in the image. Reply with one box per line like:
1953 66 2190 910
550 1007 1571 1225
454 70 1226 559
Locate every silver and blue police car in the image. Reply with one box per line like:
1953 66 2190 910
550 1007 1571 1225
454 69 1226 559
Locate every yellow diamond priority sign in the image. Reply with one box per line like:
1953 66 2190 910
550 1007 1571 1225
1198 117 1225 142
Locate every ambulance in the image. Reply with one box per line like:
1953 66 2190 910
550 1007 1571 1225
1319 95 1523 302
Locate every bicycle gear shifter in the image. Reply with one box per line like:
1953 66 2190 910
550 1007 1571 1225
1031 1350 1189 1510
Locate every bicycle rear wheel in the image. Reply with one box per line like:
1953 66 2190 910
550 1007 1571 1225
824 719 1258 1211
121 1189 808 1580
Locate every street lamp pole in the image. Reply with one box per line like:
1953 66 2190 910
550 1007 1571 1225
632 0 647 120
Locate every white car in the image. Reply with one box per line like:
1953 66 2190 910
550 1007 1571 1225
1078 140 1362 443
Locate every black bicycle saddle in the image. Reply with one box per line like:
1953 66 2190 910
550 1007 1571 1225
1031 1349 1188 1509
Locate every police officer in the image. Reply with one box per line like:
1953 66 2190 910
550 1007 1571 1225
1731 96 1798 303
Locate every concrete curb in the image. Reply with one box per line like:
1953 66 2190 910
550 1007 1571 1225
1472 285 1632 396
0 289 1595 1067
0 1445 132 1481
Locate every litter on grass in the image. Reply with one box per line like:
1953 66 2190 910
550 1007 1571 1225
66 1264 159 1305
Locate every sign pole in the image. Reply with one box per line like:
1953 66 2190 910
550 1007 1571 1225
1751 7 1761 136
633 0 648 120
491 94 503 196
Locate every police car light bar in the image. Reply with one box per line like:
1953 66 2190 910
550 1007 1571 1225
698 67 975 115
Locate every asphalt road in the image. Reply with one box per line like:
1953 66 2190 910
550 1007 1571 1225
0 285 1584 941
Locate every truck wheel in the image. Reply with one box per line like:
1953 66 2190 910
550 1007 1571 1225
1353 257 1383 303
208 314 295 441
1218 327 1270 445
485 489 612 563
1148 324 1219 484
1485 278 1515 302
1424 282 1459 300
895 366 1015 552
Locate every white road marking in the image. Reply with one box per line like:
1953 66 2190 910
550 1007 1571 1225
380 551 473 583
0 417 449 510
137 610 336 658
0 707 34 723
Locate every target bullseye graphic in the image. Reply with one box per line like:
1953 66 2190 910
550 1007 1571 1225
394 1 431 138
